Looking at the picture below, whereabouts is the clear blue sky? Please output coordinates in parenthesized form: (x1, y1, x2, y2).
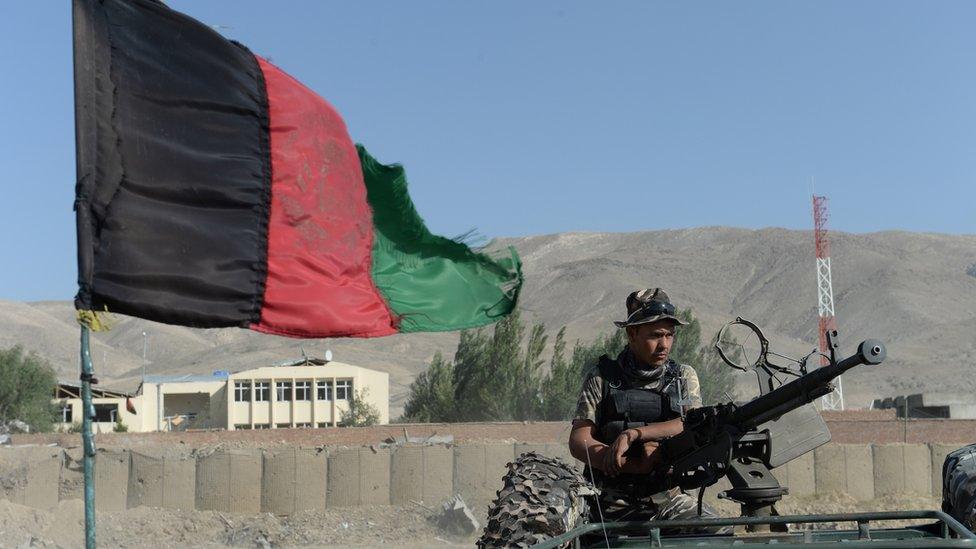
(2, 1, 974, 301)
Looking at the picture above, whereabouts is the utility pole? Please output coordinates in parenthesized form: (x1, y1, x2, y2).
(813, 194, 844, 410)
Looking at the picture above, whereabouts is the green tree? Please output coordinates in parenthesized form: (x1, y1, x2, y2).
(539, 327, 574, 420)
(399, 307, 737, 423)
(0, 346, 58, 432)
(452, 310, 548, 422)
(401, 351, 456, 422)
(567, 329, 625, 379)
(451, 323, 496, 421)
(340, 388, 381, 427)
(696, 331, 739, 405)
(512, 323, 547, 420)
(481, 309, 535, 420)
(540, 328, 627, 421)
(669, 308, 702, 365)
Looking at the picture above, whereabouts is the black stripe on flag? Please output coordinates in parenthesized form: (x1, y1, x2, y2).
(73, 0, 271, 327)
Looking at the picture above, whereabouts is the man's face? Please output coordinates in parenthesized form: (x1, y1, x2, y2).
(626, 320, 677, 368)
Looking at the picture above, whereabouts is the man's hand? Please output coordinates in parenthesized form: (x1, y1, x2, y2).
(628, 440, 663, 474)
(605, 428, 640, 476)
(571, 420, 667, 477)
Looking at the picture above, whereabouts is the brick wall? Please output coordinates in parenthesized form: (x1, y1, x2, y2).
(12, 415, 976, 448)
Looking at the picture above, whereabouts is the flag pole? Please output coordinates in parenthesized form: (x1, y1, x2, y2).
(79, 325, 97, 548)
(72, 0, 98, 545)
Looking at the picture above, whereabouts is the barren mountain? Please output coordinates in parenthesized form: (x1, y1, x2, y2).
(5, 227, 975, 415)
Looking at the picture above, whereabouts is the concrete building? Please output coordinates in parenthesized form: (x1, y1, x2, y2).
(224, 359, 389, 430)
(53, 383, 135, 434)
(54, 357, 389, 432)
(137, 373, 228, 432)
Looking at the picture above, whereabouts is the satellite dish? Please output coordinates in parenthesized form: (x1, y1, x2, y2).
(324, 349, 333, 362)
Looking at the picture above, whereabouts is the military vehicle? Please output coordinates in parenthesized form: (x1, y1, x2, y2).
(478, 319, 976, 547)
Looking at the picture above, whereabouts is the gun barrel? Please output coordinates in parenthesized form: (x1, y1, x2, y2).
(729, 339, 885, 428)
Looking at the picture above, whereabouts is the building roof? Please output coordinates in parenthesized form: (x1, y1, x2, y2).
(126, 356, 376, 395)
(55, 381, 132, 399)
(142, 357, 333, 383)
(272, 356, 329, 367)
(142, 373, 228, 383)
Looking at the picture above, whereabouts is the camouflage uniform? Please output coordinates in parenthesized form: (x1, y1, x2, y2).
(573, 288, 726, 532)
(573, 358, 703, 423)
(573, 349, 720, 527)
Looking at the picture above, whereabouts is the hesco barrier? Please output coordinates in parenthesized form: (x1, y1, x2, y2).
(0, 442, 969, 514)
(263, 447, 328, 514)
(127, 448, 196, 509)
(196, 448, 264, 513)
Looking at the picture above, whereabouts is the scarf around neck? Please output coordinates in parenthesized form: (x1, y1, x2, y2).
(618, 347, 666, 385)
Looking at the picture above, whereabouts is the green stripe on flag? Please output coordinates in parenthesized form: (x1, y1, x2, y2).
(358, 145, 522, 333)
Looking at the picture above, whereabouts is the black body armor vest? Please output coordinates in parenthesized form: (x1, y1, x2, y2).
(594, 354, 681, 445)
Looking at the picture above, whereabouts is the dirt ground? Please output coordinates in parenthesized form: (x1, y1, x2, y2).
(0, 494, 944, 548)
(0, 499, 480, 548)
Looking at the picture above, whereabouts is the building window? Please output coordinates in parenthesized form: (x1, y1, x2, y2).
(275, 423, 291, 429)
(254, 381, 269, 401)
(253, 423, 270, 430)
(60, 403, 73, 423)
(234, 424, 252, 430)
(335, 379, 353, 400)
(234, 381, 251, 402)
(275, 381, 292, 402)
(295, 422, 311, 428)
(93, 404, 117, 423)
(316, 422, 331, 428)
(295, 381, 311, 401)
(316, 380, 332, 401)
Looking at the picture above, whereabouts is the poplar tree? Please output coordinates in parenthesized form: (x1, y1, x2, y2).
(399, 308, 736, 422)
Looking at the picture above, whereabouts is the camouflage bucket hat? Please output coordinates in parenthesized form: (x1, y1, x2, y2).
(613, 288, 687, 328)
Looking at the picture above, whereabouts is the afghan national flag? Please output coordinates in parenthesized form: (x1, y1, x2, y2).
(72, 0, 521, 338)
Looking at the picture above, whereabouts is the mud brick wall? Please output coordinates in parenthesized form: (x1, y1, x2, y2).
(1, 441, 970, 514)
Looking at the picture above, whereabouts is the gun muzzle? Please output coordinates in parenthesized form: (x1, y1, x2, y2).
(843, 339, 886, 367)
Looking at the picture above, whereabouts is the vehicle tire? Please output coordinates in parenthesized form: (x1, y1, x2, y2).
(943, 443, 976, 532)
(478, 451, 595, 548)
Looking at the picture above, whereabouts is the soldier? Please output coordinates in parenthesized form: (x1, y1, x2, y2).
(568, 288, 725, 529)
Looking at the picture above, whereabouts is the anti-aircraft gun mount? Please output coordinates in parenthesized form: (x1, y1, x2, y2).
(478, 318, 976, 548)
(660, 318, 886, 530)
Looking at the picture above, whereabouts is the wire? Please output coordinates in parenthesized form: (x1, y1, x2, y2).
(766, 349, 801, 363)
(584, 444, 611, 549)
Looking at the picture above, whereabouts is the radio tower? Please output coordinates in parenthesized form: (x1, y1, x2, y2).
(813, 195, 844, 410)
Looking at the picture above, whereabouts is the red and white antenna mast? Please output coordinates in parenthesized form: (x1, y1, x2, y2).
(813, 194, 844, 410)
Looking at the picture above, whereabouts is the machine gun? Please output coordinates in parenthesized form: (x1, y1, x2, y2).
(657, 318, 886, 525)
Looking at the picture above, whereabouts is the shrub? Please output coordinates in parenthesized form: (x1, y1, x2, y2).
(340, 388, 381, 427)
(0, 346, 59, 432)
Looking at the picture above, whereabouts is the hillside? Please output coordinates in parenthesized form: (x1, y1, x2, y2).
(4, 227, 975, 415)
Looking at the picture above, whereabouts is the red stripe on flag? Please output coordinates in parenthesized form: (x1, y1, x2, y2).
(252, 58, 396, 337)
